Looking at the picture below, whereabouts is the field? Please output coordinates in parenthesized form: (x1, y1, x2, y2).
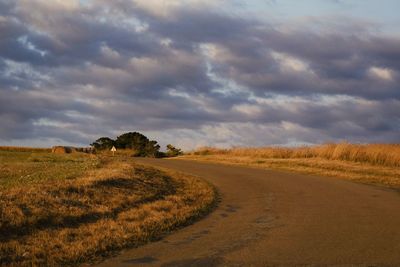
(182, 143, 400, 188)
(0, 149, 99, 188)
(0, 148, 216, 266)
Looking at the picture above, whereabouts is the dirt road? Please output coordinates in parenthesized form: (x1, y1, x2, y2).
(97, 158, 400, 266)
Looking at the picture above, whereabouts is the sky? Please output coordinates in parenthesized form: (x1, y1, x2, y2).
(0, 0, 399, 150)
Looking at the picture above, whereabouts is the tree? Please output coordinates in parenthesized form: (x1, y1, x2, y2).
(145, 140, 161, 158)
(90, 137, 115, 150)
(116, 132, 147, 149)
(115, 132, 161, 157)
(166, 144, 183, 157)
(91, 132, 162, 157)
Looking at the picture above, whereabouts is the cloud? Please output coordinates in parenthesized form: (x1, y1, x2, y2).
(368, 66, 394, 81)
(0, 0, 399, 149)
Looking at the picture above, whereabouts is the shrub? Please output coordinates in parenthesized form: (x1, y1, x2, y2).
(166, 144, 183, 157)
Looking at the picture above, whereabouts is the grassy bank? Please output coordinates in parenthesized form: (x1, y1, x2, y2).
(182, 143, 400, 189)
(0, 150, 216, 266)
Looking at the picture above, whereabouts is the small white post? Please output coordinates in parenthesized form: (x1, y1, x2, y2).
(111, 146, 117, 156)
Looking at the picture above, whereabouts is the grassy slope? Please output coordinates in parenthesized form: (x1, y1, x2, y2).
(0, 150, 216, 266)
(181, 143, 400, 189)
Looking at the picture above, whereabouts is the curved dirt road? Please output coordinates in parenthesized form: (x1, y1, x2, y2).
(97, 158, 400, 266)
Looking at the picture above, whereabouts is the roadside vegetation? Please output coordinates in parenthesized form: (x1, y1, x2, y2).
(91, 132, 183, 158)
(183, 143, 400, 188)
(0, 148, 216, 266)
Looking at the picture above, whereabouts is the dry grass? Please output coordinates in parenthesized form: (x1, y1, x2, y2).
(0, 146, 51, 153)
(0, 151, 216, 266)
(190, 143, 400, 167)
(0, 150, 99, 188)
(184, 143, 400, 188)
(96, 148, 138, 157)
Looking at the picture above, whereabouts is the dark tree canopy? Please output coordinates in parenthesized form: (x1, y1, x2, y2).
(91, 132, 159, 157)
(90, 137, 115, 150)
(166, 144, 183, 157)
(116, 132, 147, 149)
(115, 132, 159, 157)
(91, 132, 182, 158)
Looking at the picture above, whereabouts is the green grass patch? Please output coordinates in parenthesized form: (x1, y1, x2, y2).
(0, 151, 100, 188)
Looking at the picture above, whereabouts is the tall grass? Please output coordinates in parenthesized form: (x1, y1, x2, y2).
(191, 143, 400, 167)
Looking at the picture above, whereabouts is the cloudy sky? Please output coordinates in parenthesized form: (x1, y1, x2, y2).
(1, 0, 399, 150)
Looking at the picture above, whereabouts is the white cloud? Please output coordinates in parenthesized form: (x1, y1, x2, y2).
(19, 0, 81, 10)
(271, 51, 311, 73)
(100, 44, 120, 60)
(368, 66, 393, 81)
(232, 104, 262, 116)
(33, 118, 72, 128)
(132, 0, 220, 18)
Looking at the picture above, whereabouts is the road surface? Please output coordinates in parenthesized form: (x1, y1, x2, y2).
(97, 158, 400, 266)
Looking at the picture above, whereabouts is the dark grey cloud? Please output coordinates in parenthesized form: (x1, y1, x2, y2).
(0, 0, 399, 148)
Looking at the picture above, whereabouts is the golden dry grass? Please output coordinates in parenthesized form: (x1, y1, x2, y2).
(0, 151, 216, 266)
(184, 143, 400, 189)
(0, 146, 51, 153)
(190, 143, 400, 167)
